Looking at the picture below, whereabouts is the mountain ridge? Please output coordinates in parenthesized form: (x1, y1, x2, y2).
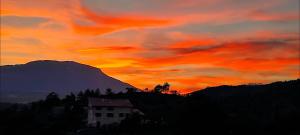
(0, 60, 135, 103)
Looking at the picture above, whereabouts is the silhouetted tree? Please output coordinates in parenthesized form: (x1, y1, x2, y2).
(153, 83, 170, 93)
(126, 87, 137, 94)
(106, 88, 113, 95)
(84, 89, 92, 97)
(162, 82, 170, 93)
(76, 91, 88, 105)
(45, 92, 60, 107)
(95, 88, 101, 96)
(153, 84, 163, 93)
(63, 92, 76, 110)
(144, 88, 149, 92)
(77, 91, 84, 100)
(65, 92, 76, 102)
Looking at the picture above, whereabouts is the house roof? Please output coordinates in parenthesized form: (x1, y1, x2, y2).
(88, 98, 134, 107)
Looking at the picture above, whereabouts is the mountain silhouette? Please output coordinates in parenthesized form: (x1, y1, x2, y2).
(0, 60, 135, 103)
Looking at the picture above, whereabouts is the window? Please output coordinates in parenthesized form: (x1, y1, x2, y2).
(107, 113, 114, 117)
(95, 113, 102, 117)
(119, 113, 124, 117)
(95, 107, 102, 110)
(107, 107, 114, 110)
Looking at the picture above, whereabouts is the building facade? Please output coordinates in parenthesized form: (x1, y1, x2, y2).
(87, 98, 139, 127)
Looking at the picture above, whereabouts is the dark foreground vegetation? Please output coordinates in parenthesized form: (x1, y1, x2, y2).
(0, 79, 299, 135)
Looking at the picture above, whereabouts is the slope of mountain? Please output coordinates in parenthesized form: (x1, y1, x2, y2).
(190, 79, 300, 100)
(180, 79, 300, 134)
(0, 60, 135, 103)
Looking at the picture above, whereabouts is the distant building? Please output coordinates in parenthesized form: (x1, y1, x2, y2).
(87, 98, 142, 127)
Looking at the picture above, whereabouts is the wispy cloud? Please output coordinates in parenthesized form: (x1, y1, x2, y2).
(1, 16, 49, 28)
(1, 0, 299, 92)
(72, 6, 173, 35)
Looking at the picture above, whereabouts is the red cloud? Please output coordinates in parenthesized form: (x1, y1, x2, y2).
(72, 7, 173, 35)
(75, 46, 140, 54)
(249, 10, 299, 22)
(136, 36, 299, 73)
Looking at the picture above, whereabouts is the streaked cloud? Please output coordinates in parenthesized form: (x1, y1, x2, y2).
(72, 6, 173, 35)
(1, 0, 299, 93)
(1, 16, 49, 28)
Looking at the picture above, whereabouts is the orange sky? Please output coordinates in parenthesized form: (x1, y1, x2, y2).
(1, 0, 299, 93)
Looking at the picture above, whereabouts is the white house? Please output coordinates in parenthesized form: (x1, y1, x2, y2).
(87, 98, 142, 127)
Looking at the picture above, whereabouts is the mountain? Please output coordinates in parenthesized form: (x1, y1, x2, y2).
(190, 79, 300, 100)
(188, 79, 300, 112)
(0, 60, 135, 103)
(180, 79, 300, 134)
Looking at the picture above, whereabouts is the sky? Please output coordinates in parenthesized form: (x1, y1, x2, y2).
(1, 0, 299, 93)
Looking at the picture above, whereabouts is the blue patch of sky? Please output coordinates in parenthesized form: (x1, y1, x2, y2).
(1, 16, 49, 28)
(169, 20, 299, 35)
(3, 37, 44, 46)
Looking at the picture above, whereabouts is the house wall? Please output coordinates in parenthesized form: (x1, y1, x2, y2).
(88, 106, 133, 127)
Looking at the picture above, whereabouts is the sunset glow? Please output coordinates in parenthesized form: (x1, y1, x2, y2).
(1, 0, 299, 93)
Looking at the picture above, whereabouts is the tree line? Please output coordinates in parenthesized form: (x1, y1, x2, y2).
(0, 79, 299, 135)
